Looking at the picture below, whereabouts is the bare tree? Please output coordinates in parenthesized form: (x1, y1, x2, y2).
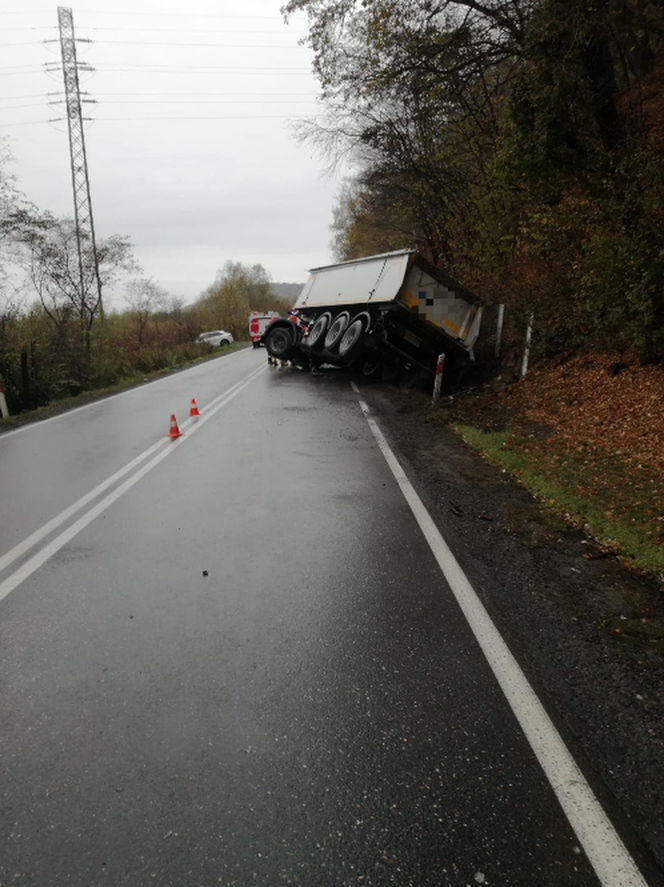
(165, 296, 197, 344)
(124, 277, 168, 344)
(0, 141, 48, 308)
(27, 218, 139, 350)
(282, 0, 529, 262)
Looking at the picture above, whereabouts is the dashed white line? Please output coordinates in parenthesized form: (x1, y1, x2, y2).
(350, 380, 648, 887)
(0, 364, 266, 604)
(0, 361, 262, 576)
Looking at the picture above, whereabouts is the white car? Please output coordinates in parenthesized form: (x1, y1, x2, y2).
(197, 330, 234, 348)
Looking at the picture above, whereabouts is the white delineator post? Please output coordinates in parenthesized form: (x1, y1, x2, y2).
(0, 377, 9, 419)
(431, 353, 446, 406)
(495, 304, 505, 358)
(521, 312, 534, 377)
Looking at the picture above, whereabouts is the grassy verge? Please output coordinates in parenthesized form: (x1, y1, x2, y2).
(453, 423, 664, 576)
(0, 342, 247, 433)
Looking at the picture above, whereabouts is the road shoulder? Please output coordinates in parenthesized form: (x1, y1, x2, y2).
(360, 380, 664, 881)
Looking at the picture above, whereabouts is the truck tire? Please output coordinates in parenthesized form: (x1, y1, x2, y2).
(338, 318, 365, 360)
(305, 313, 331, 349)
(265, 324, 295, 360)
(324, 312, 350, 351)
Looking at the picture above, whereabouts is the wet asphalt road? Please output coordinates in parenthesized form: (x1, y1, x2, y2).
(0, 348, 619, 885)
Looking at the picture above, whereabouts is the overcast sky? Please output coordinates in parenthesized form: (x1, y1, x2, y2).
(1, 0, 344, 307)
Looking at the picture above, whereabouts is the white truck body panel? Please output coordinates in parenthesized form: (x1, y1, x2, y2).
(295, 251, 412, 309)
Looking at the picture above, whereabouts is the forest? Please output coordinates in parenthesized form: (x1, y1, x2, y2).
(285, 0, 664, 363)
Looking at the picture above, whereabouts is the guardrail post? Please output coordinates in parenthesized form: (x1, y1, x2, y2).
(431, 353, 445, 406)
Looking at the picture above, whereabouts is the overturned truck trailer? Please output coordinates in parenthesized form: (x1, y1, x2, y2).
(262, 249, 483, 382)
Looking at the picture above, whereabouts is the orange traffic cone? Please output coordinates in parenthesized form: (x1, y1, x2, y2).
(167, 414, 182, 438)
(189, 398, 200, 417)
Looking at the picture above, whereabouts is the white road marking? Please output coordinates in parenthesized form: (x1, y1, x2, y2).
(0, 361, 263, 575)
(0, 346, 253, 441)
(350, 380, 648, 887)
(0, 364, 266, 604)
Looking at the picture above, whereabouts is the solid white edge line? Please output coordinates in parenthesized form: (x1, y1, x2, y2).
(351, 381, 647, 887)
(0, 345, 253, 441)
(0, 364, 266, 604)
(0, 360, 263, 576)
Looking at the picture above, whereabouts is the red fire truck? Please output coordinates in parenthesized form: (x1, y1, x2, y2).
(248, 312, 280, 348)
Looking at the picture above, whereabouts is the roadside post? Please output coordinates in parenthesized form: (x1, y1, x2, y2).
(431, 353, 445, 406)
(521, 312, 534, 377)
(495, 304, 505, 358)
(0, 377, 9, 419)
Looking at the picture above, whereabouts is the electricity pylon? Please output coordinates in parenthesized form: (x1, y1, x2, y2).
(57, 6, 104, 322)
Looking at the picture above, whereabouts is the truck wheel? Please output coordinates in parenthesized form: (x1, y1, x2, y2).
(324, 312, 350, 351)
(265, 325, 294, 360)
(338, 318, 365, 360)
(305, 313, 331, 349)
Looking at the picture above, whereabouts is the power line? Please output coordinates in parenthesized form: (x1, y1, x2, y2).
(54, 65, 312, 76)
(74, 11, 285, 19)
(128, 100, 317, 106)
(0, 111, 320, 126)
(43, 62, 309, 71)
(0, 92, 62, 100)
(0, 115, 316, 126)
(89, 70, 312, 76)
(0, 63, 52, 70)
(2, 97, 319, 112)
(81, 27, 305, 35)
(89, 91, 315, 96)
(75, 40, 307, 49)
(49, 98, 316, 105)
(0, 120, 50, 127)
(0, 102, 50, 110)
(0, 69, 50, 76)
(84, 115, 317, 121)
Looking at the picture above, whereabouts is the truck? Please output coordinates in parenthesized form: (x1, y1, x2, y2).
(249, 311, 280, 348)
(261, 249, 483, 382)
